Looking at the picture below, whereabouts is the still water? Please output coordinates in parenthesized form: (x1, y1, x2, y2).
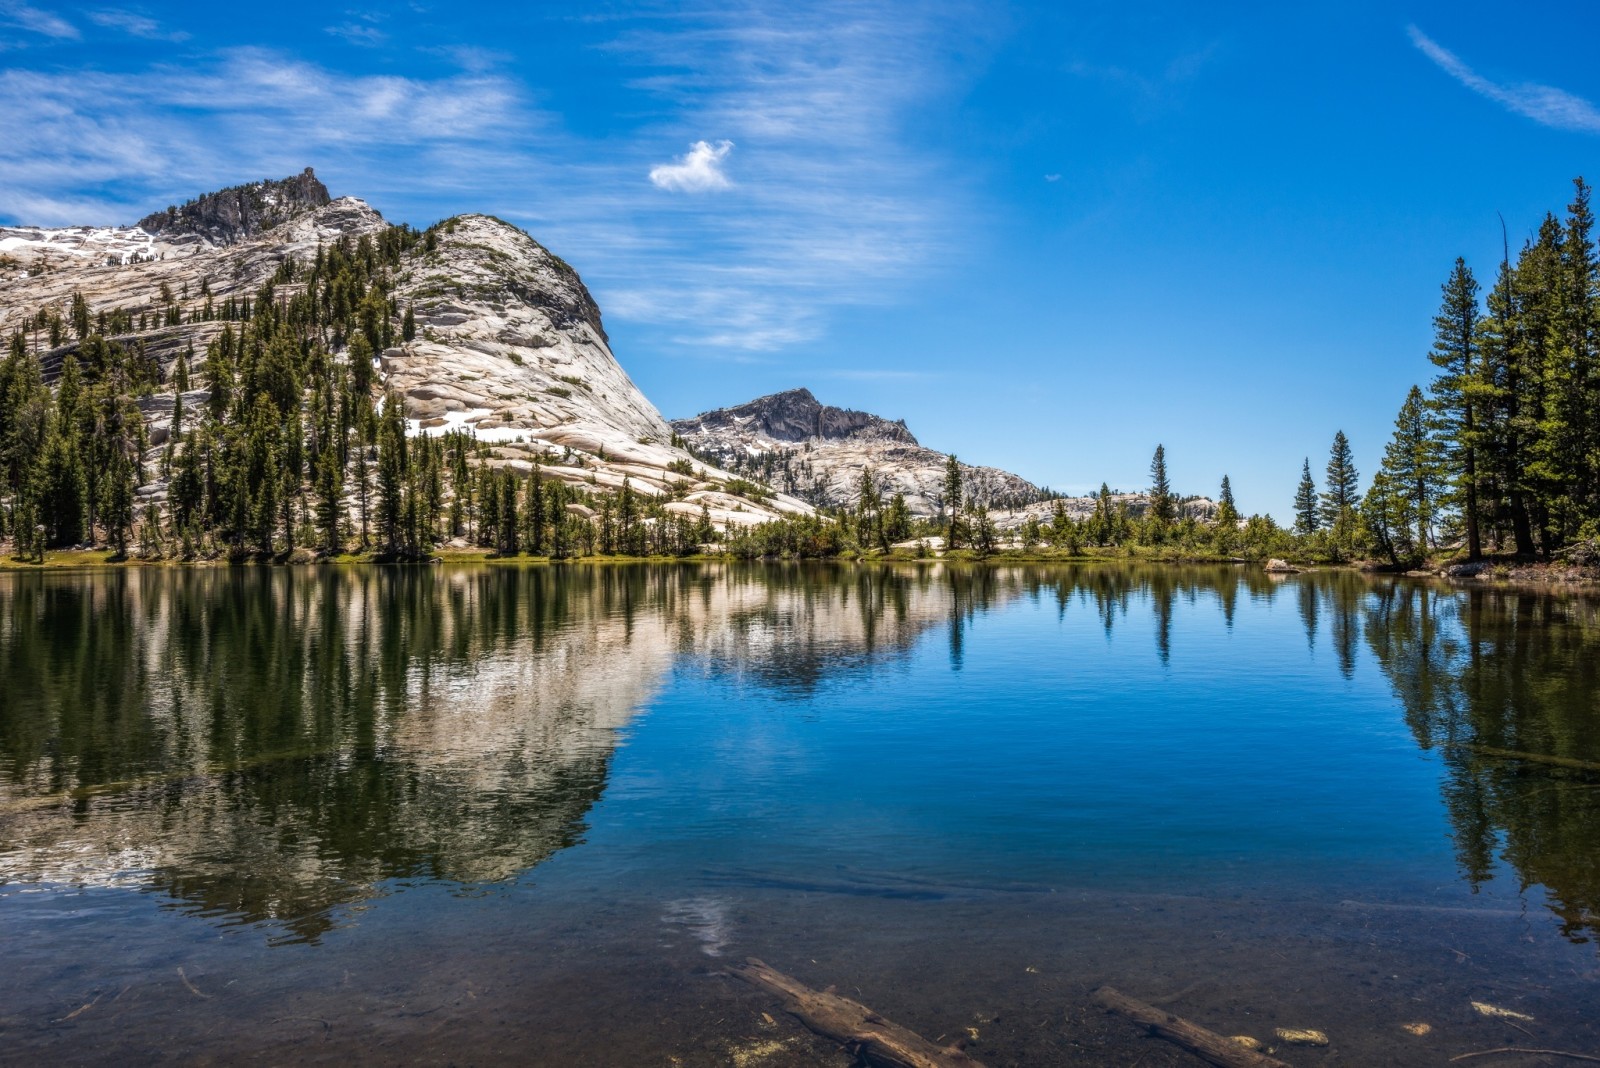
(1, 563, 1597, 1065)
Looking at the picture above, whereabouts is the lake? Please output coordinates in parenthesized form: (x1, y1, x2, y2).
(1, 562, 1597, 1065)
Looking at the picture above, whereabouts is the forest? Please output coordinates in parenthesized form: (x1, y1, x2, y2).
(2, 179, 1599, 568)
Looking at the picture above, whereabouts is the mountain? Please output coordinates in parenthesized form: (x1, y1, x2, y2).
(137, 167, 333, 246)
(671, 387, 1046, 516)
(0, 171, 811, 542)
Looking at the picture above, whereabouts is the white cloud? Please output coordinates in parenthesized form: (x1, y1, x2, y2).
(0, 49, 532, 225)
(1409, 25, 1600, 134)
(88, 9, 188, 41)
(0, 1, 77, 39)
(571, 3, 977, 350)
(0, 3, 982, 356)
(648, 139, 734, 192)
(1044, 173, 1061, 182)
(327, 22, 387, 46)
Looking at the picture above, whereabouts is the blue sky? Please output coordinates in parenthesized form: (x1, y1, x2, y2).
(2, 1, 1597, 517)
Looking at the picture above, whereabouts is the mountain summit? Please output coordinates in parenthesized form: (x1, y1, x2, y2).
(678, 387, 918, 446)
(672, 388, 1044, 516)
(0, 171, 814, 543)
(136, 167, 332, 246)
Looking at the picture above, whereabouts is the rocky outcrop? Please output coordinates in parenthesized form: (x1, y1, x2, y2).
(384, 214, 810, 525)
(136, 167, 331, 245)
(678, 387, 916, 446)
(0, 172, 813, 531)
(672, 388, 1044, 516)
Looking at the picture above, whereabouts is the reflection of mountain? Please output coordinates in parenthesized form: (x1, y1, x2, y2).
(0, 565, 1010, 940)
(7, 565, 1599, 947)
(1364, 582, 1600, 944)
(0, 568, 664, 942)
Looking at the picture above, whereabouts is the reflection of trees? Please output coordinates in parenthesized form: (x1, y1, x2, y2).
(0, 564, 1020, 941)
(1, 567, 660, 943)
(1367, 583, 1600, 943)
(8, 564, 1597, 945)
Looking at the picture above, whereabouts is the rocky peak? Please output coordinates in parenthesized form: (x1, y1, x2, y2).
(136, 167, 332, 246)
(677, 387, 918, 445)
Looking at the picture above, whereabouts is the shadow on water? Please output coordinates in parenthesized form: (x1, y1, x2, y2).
(4, 563, 1600, 946)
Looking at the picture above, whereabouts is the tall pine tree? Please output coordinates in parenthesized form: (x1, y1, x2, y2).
(1427, 257, 1484, 559)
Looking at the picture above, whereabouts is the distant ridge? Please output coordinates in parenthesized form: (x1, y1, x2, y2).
(675, 387, 917, 446)
(672, 387, 1044, 516)
(137, 167, 331, 245)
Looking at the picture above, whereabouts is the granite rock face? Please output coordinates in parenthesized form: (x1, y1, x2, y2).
(672, 388, 1045, 516)
(0, 173, 812, 530)
(136, 167, 332, 246)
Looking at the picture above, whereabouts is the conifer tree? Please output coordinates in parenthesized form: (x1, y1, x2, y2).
(883, 492, 911, 544)
(1148, 445, 1175, 526)
(1294, 459, 1319, 535)
(101, 445, 136, 557)
(1381, 386, 1445, 552)
(943, 454, 962, 547)
(523, 466, 546, 554)
(1320, 430, 1359, 539)
(1427, 257, 1484, 558)
(315, 435, 343, 552)
(37, 429, 87, 547)
(1215, 475, 1239, 529)
(499, 469, 519, 555)
(375, 394, 407, 554)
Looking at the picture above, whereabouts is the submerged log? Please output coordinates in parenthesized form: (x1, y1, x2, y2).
(1092, 986, 1291, 1068)
(1454, 743, 1600, 774)
(728, 957, 984, 1068)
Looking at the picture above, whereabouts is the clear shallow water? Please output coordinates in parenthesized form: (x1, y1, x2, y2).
(1, 563, 1598, 1065)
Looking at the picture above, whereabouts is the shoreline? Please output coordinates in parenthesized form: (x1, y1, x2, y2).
(4, 545, 1597, 592)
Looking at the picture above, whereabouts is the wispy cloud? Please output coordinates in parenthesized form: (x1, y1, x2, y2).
(326, 22, 387, 46)
(88, 9, 189, 42)
(0, 2, 981, 357)
(649, 139, 734, 192)
(421, 44, 511, 73)
(0, 1, 77, 39)
(1408, 25, 1600, 134)
(0, 49, 531, 224)
(567, 2, 975, 351)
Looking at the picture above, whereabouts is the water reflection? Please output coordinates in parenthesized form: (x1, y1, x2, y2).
(1364, 582, 1600, 942)
(2, 564, 1599, 945)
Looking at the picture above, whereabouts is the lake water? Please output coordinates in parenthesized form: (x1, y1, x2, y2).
(1, 563, 1597, 1065)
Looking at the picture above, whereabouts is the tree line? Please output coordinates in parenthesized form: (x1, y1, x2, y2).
(0, 221, 717, 562)
(1367, 178, 1600, 566)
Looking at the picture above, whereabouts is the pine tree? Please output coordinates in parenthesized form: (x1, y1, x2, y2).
(1215, 475, 1239, 529)
(499, 469, 519, 555)
(883, 492, 911, 544)
(1148, 445, 1175, 525)
(1427, 257, 1484, 558)
(1319, 430, 1360, 543)
(376, 393, 407, 554)
(856, 469, 881, 549)
(101, 444, 137, 557)
(315, 435, 344, 552)
(37, 429, 87, 547)
(1515, 215, 1566, 553)
(943, 454, 963, 547)
(402, 304, 416, 342)
(0, 334, 48, 502)
(523, 466, 546, 554)
(1294, 459, 1319, 535)
(1382, 385, 1445, 553)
